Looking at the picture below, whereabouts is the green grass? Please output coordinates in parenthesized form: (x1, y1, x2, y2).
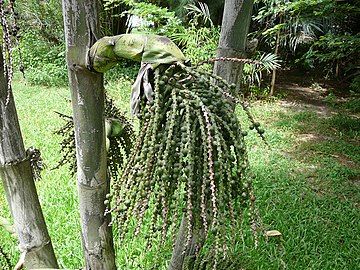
(1, 77, 359, 269)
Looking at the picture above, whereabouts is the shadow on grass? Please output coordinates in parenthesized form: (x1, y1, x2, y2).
(233, 102, 360, 269)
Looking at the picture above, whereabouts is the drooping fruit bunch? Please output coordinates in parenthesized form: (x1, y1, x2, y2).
(54, 96, 134, 182)
(0, 0, 24, 92)
(105, 97, 134, 181)
(109, 63, 262, 269)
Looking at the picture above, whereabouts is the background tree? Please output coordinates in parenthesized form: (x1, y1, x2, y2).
(214, 0, 255, 94)
(62, 0, 116, 268)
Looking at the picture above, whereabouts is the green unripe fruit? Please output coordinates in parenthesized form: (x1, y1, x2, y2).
(254, 122, 260, 127)
(258, 128, 265, 134)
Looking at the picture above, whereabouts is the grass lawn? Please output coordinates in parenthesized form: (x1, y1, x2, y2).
(1, 75, 359, 269)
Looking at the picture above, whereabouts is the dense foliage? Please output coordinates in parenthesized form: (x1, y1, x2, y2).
(12, 0, 67, 86)
(104, 0, 219, 63)
(9, 0, 359, 92)
(252, 0, 360, 87)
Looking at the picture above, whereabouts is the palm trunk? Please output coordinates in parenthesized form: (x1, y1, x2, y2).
(213, 0, 254, 94)
(62, 1, 116, 269)
(270, 18, 281, 97)
(0, 50, 58, 269)
(168, 218, 203, 270)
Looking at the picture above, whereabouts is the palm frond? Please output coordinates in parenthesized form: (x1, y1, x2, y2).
(258, 53, 281, 71)
(185, 1, 213, 26)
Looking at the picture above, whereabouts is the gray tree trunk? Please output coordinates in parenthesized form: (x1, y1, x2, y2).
(168, 218, 202, 270)
(269, 34, 279, 96)
(213, 0, 254, 94)
(0, 50, 58, 268)
(270, 18, 281, 97)
(62, 1, 116, 269)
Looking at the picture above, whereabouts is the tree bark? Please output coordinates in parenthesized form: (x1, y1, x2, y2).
(62, 1, 116, 269)
(168, 218, 202, 270)
(270, 17, 281, 97)
(0, 50, 58, 268)
(213, 0, 254, 94)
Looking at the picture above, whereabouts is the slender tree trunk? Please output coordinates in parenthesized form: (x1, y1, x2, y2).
(168, 220, 188, 270)
(0, 50, 58, 268)
(213, 0, 254, 94)
(270, 18, 281, 97)
(62, 1, 116, 269)
(168, 219, 203, 270)
(269, 35, 280, 96)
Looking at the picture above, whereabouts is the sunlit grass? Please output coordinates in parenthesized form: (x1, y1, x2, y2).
(1, 76, 359, 269)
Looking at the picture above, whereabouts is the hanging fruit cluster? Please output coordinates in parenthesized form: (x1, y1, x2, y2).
(108, 62, 262, 269)
(54, 96, 134, 182)
(0, 0, 24, 93)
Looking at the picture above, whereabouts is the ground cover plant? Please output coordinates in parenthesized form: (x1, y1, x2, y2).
(1, 73, 359, 269)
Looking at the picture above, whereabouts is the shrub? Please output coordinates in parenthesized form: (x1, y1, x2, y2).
(25, 63, 68, 87)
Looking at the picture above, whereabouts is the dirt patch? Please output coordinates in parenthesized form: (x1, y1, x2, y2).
(330, 153, 358, 169)
(277, 83, 335, 116)
(273, 74, 359, 206)
(297, 133, 330, 142)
